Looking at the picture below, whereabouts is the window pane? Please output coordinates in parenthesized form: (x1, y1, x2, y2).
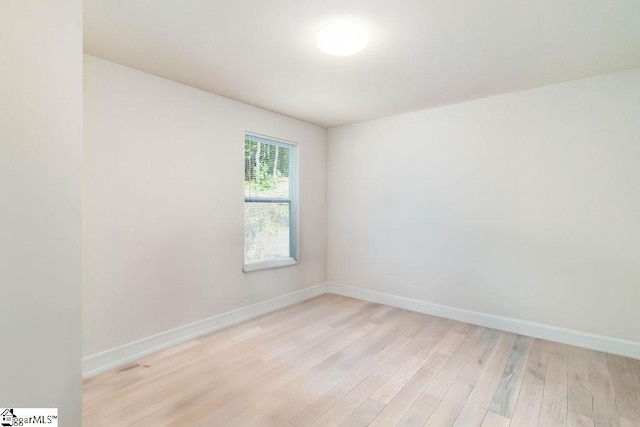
(244, 140, 290, 199)
(244, 202, 290, 263)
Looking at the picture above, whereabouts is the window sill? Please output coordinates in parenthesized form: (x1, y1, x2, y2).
(243, 257, 297, 273)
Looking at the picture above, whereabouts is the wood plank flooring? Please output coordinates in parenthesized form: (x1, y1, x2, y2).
(83, 294, 640, 426)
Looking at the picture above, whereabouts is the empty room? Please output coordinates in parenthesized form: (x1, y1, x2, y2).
(2, 1, 640, 426)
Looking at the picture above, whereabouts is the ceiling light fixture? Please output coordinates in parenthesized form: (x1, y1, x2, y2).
(316, 21, 369, 56)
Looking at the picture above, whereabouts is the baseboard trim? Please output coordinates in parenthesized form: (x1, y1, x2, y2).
(326, 282, 640, 360)
(82, 283, 327, 378)
(84, 281, 639, 377)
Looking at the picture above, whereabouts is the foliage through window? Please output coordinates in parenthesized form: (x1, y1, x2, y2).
(244, 133, 297, 268)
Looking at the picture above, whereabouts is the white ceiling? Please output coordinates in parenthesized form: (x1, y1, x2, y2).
(84, 1, 640, 128)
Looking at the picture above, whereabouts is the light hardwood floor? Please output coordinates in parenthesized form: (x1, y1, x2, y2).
(83, 294, 640, 426)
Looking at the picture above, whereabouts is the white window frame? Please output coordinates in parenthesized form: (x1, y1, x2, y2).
(243, 132, 298, 272)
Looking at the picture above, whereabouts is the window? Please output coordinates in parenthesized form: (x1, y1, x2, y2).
(243, 133, 297, 271)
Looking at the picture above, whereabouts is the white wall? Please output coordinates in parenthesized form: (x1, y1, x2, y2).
(83, 55, 326, 356)
(0, 1, 82, 424)
(328, 69, 640, 343)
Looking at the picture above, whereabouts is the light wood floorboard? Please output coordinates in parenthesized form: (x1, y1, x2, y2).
(83, 294, 640, 426)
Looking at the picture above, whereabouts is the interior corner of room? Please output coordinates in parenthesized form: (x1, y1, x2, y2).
(3, 1, 640, 425)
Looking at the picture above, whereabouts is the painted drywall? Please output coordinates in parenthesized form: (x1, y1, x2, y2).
(0, 1, 82, 424)
(327, 69, 640, 343)
(83, 55, 326, 356)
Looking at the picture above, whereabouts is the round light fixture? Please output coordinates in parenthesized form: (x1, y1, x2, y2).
(316, 21, 369, 56)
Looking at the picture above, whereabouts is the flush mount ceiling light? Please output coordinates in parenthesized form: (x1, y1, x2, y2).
(316, 21, 369, 56)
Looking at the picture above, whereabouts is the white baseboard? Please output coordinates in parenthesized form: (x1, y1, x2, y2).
(326, 282, 640, 360)
(84, 281, 639, 378)
(82, 283, 327, 378)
